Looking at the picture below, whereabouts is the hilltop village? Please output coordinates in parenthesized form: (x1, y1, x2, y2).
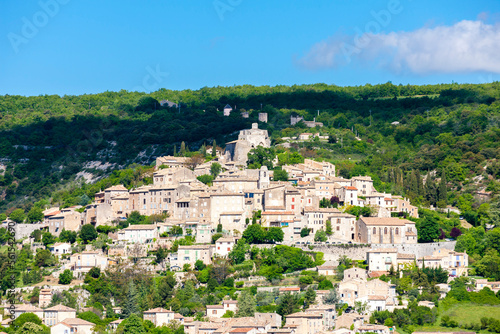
(1, 121, 496, 334)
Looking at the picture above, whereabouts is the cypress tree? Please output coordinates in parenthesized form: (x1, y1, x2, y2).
(180, 141, 186, 155)
(212, 140, 217, 157)
(123, 280, 139, 317)
(438, 170, 448, 205)
(415, 170, 424, 197)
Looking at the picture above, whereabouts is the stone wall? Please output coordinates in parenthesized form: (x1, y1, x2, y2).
(14, 223, 46, 239)
(253, 241, 457, 264)
(371, 241, 457, 258)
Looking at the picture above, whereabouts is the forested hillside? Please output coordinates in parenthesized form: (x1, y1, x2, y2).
(1, 82, 500, 223)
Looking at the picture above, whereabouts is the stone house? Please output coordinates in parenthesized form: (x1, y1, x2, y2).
(327, 211, 357, 242)
(12, 304, 44, 320)
(284, 311, 324, 334)
(143, 307, 175, 326)
(69, 250, 108, 275)
(169, 244, 213, 270)
(48, 207, 82, 237)
(356, 217, 417, 244)
(49, 243, 71, 257)
(50, 318, 94, 334)
(117, 224, 159, 244)
(39, 289, 52, 308)
(215, 237, 235, 257)
(338, 186, 359, 206)
(206, 304, 225, 318)
(44, 304, 76, 326)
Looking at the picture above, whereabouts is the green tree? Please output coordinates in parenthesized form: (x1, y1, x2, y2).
(88, 266, 101, 279)
(35, 249, 55, 267)
(322, 289, 340, 305)
(314, 230, 327, 242)
(12, 312, 43, 331)
(438, 169, 447, 206)
(273, 168, 288, 181)
(318, 279, 333, 290)
(236, 290, 256, 317)
(210, 162, 222, 178)
(197, 174, 214, 186)
(304, 286, 317, 309)
(243, 224, 266, 244)
(277, 293, 299, 317)
(156, 246, 167, 263)
(59, 269, 73, 284)
(300, 228, 310, 238)
(417, 216, 440, 243)
(27, 206, 44, 223)
(42, 232, 55, 246)
(229, 238, 249, 264)
(211, 140, 217, 158)
(325, 220, 333, 235)
(266, 227, 284, 243)
(118, 313, 146, 334)
(16, 322, 47, 334)
(9, 208, 26, 223)
(59, 229, 77, 244)
(195, 260, 206, 271)
(80, 224, 98, 243)
(123, 280, 139, 317)
(247, 146, 275, 169)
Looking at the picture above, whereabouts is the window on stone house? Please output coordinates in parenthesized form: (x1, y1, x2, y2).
(384, 227, 388, 234)
(373, 227, 376, 234)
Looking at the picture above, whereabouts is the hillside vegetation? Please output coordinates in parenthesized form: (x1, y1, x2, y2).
(1, 82, 499, 224)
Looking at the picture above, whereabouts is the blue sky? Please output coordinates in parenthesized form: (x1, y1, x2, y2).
(1, 0, 499, 96)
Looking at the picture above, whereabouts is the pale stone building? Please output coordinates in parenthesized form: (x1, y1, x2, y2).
(48, 207, 82, 237)
(356, 217, 417, 244)
(117, 224, 159, 244)
(285, 311, 324, 334)
(169, 244, 213, 270)
(51, 318, 94, 334)
(215, 237, 236, 257)
(143, 307, 175, 326)
(44, 304, 76, 326)
(224, 123, 271, 165)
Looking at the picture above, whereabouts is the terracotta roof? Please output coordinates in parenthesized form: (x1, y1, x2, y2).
(223, 300, 238, 304)
(144, 307, 173, 313)
(178, 245, 212, 250)
(207, 305, 224, 309)
(230, 328, 255, 333)
(367, 295, 386, 300)
(368, 271, 388, 278)
(397, 253, 415, 259)
(45, 304, 76, 312)
(123, 224, 157, 230)
(343, 186, 357, 190)
(286, 311, 322, 318)
(360, 217, 414, 226)
(105, 185, 128, 192)
(367, 248, 397, 253)
(358, 325, 389, 330)
(279, 287, 300, 291)
(216, 237, 235, 243)
(60, 318, 94, 326)
(262, 211, 294, 215)
(14, 304, 43, 312)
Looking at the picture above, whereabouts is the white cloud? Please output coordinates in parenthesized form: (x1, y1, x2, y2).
(297, 20, 500, 74)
